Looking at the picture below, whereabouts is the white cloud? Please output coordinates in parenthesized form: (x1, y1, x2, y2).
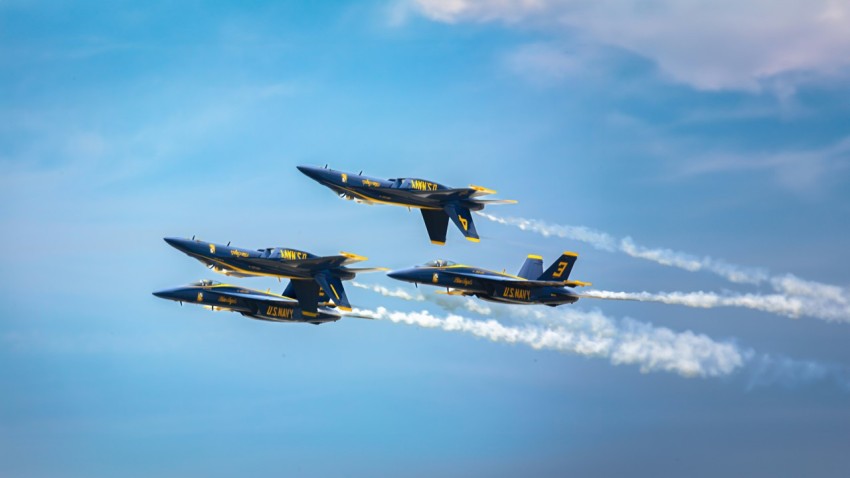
(503, 42, 580, 85)
(413, 0, 850, 91)
(676, 136, 850, 194)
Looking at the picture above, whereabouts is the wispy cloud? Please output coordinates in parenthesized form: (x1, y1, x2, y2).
(503, 42, 580, 85)
(673, 136, 850, 195)
(413, 0, 850, 92)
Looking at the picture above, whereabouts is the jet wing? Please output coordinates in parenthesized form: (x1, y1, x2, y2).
(499, 279, 592, 288)
(291, 280, 320, 317)
(420, 209, 450, 245)
(404, 188, 474, 200)
(406, 185, 500, 200)
(435, 289, 473, 296)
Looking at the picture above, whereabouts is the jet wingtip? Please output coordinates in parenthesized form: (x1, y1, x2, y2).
(468, 184, 497, 195)
(465, 237, 481, 243)
(339, 251, 368, 262)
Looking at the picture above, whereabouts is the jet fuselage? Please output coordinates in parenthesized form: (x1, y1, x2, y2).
(388, 263, 580, 306)
(164, 237, 356, 280)
(152, 281, 340, 324)
(297, 165, 485, 211)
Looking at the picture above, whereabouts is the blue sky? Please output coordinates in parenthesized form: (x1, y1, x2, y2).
(2, 1, 850, 476)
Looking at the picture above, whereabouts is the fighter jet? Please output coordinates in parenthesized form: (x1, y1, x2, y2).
(387, 252, 591, 306)
(297, 165, 516, 244)
(152, 280, 342, 324)
(163, 237, 385, 317)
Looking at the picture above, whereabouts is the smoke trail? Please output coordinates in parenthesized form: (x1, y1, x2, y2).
(349, 306, 849, 388)
(351, 281, 425, 302)
(581, 290, 805, 318)
(477, 212, 850, 323)
(353, 281, 496, 315)
(746, 354, 850, 391)
(476, 212, 767, 283)
(353, 306, 745, 378)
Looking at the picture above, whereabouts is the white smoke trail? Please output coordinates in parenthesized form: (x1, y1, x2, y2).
(353, 281, 497, 315)
(351, 281, 425, 302)
(477, 212, 850, 323)
(581, 290, 805, 318)
(353, 306, 745, 378)
(349, 306, 849, 388)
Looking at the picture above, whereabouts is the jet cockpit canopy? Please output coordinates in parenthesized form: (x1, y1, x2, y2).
(422, 259, 456, 268)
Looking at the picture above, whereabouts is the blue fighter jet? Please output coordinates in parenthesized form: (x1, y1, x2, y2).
(297, 165, 516, 244)
(153, 280, 343, 324)
(387, 252, 591, 306)
(163, 237, 385, 317)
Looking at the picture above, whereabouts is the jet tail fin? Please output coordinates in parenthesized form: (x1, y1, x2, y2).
(444, 203, 479, 242)
(517, 254, 544, 279)
(314, 272, 351, 311)
(538, 252, 578, 281)
(420, 209, 450, 245)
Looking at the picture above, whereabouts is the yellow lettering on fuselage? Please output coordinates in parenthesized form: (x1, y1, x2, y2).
(218, 296, 237, 305)
(502, 287, 531, 301)
(362, 179, 380, 188)
(453, 277, 473, 287)
(280, 249, 307, 260)
(265, 306, 294, 319)
(411, 180, 438, 191)
(230, 249, 249, 258)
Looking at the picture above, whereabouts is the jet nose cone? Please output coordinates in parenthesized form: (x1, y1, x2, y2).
(163, 237, 192, 252)
(297, 165, 325, 181)
(152, 289, 172, 300)
(387, 269, 413, 282)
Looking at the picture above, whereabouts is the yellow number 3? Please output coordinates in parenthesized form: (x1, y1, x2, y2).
(552, 262, 568, 278)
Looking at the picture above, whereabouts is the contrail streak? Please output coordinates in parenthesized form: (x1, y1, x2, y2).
(353, 281, 494, 315)
(477, 212, 850, 323)
(349, 306, 849, 389)
(353, 306, 745, 378)
(351, 281, 425, 302)
(581, 290, 804, 318)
